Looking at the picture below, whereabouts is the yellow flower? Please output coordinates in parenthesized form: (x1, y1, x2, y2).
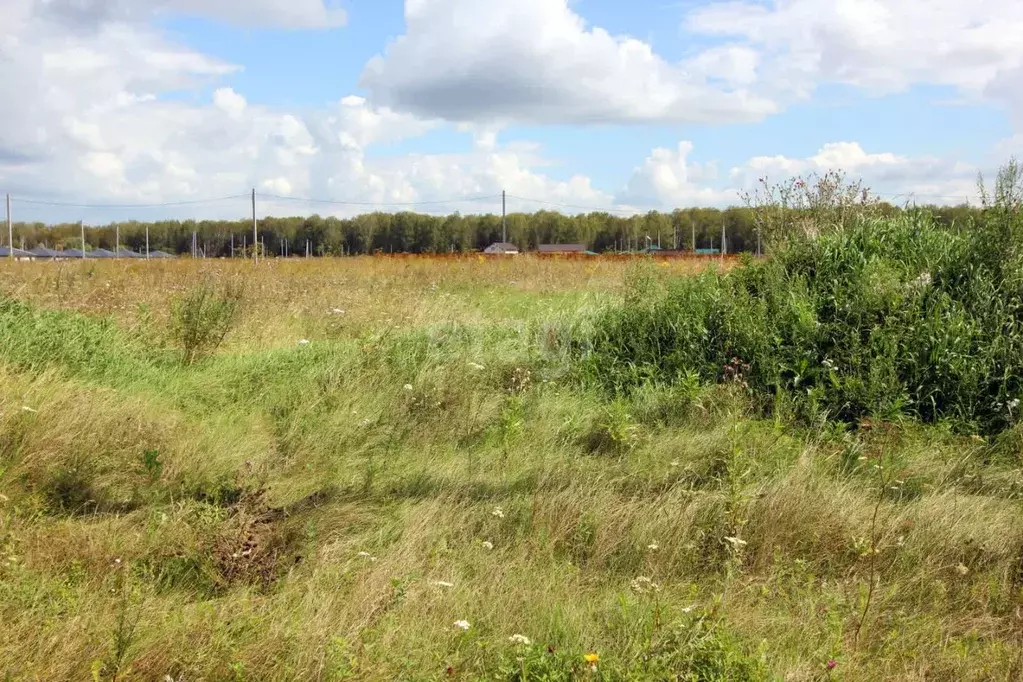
(583, 653, 599, 664)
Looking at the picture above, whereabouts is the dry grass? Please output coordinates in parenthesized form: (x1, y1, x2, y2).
(0, 256, 1021, 681)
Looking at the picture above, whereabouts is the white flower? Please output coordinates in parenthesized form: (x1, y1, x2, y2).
(647, 542, 659, 551)
(956, 563, 970, 576)
(491, 507, 505, 519)
(360, 418, 372, 427)
(454, 619, 471, 631)
(404, 384, 414, 392)
(509, 634, 531, 645)
(630, 576, 660, 594)
(468, 362, 485, 371)
(724, 536, 747, 548)
(482, 541, 494, 550)
(670, 460, 680, 468)
(330, 308, 345, 315)
(356, 551, 376, 561)
(1009, 399, 1020, 410)
(433, 580, 454, 588)
(822, 358, 836, 370)
(21, 406, 37, 413)
(298, 339, 310, 345)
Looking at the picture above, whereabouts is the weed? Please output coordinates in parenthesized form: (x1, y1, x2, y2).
(169, 279, 243, 364)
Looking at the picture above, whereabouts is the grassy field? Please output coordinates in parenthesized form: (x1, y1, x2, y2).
(0, 254, 1021, 681)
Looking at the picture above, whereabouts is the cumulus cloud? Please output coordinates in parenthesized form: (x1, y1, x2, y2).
(729, 142, 982, 205)
(360, 0, 778, 125)
(686, 0, 1023, 101)
(618, 142, 735, 208)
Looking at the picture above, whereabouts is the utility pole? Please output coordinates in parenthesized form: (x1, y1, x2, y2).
(146, 226, 150, 260)
(242, 235, 246, 257)
(691, 220, 696, 253)
(721, 222, 726, 262)
(502, 190, 507, 244)
(252, 188, 258, 264)
(80, 220, 85, 259)
(115, 224, 120, 259)
(231, 233, 235, 258)
(6, 194, 11, 260)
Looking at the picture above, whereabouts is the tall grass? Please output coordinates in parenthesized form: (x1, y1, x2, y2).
(1, 211, 1022, 680)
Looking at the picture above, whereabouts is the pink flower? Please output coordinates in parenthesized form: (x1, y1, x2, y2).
(827, 659, 837, 670)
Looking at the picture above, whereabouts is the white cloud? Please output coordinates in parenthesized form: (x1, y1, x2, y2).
(729, 142, 982, 205)
(360, 0, 778, 125)
(213, 87, 247, 117)
(619, 142, 734, 208)
(35, 0, 346, 30)
(685, 0, 1023, 102)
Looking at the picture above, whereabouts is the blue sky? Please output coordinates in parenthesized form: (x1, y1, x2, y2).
(2, 0, 1022, 224)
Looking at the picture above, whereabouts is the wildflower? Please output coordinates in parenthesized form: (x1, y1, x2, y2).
(956, 563, 969, 576)
(330, 308, 345, 315)
(508, 634, 531, 645)
(724, 536, 747, 548)
(357, 551, 377, 561)
(404, 384, 414, 392)
(1010, 399, 1020, 411)
(433, 580, 454, 588)
(360, 418, 372, 427)
(630, 576, 660, 594)
(21, 406, 37, 413)
(670, 460, 680, 467)
(492, 507, 505, 519)
(298, 339, 310, 345)
(482, 541, 494, 550)
(453, 619, 471, 631)
(468, 362, 485, 371)
(827, 659, 837, 670)
(584, 652, 599, 671)
(647, 542, 659, 551)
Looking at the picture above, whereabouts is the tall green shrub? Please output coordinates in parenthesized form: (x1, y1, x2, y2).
(581, 162, 1023, 434)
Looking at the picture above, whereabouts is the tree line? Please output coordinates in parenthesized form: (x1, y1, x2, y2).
(8, 204, 982, 257)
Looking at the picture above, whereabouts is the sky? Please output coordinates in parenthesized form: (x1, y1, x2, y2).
(2, 0, 1022, 224)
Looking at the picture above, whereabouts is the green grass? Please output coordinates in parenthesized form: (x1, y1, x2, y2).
(0, 247, 1022, 681)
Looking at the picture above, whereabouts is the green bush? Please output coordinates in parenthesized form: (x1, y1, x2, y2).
(170, 280, 244, 365)
(581, 164, 1023, 434)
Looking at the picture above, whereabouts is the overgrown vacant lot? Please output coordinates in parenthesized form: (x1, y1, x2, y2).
(0, 245, 1021, 681)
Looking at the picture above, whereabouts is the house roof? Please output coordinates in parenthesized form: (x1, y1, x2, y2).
(0, 247, 32, 258)
(149, 250, 174, 258)
(484, 242, 520, 252)
(88, 248, 116, 258)
(28, 246, 62, 258)
(538, 243, 587, 253)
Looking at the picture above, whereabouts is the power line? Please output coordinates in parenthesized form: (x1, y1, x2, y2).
(257, 192, 502, 207)
(16, 194, 250, 209)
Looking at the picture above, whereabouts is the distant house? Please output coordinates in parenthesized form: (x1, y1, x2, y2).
(0, 247, 34, 260)
(694, 248, 721, 256)
(28, 246, 62, 259)
(149, 250, 175, 259)
(538, 244, 588, 255)
(88, 248, 116, 259)
(484, 242, 520, 255)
